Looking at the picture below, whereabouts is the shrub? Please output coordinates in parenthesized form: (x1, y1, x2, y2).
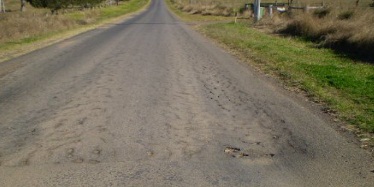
(279, 15, 321, 39)
(182, 5, 193, 12)
(338, 10, 354, 20)
(313, 8, 331, 18)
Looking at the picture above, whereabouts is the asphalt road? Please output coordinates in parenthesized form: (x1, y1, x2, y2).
(0, 0, 373, 186)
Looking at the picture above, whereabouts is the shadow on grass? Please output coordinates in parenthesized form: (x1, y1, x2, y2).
(324, 42, 374, 64)
(277, 30, 374, 64)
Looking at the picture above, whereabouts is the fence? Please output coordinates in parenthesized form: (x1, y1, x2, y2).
(288, 3, 324, 12)
(178, 0, 373, 9)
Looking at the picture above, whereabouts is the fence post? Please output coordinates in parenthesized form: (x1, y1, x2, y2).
(269, 5, 273, 18)
(0, 0, 5, 13)
(304, 4, 310, 13)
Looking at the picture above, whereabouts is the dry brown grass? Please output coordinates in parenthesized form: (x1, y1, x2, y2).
(0, 1, 102, 45)
(0, 11, 83, 44)
(172, 1, 235, 17)
(0, 0, 144, 46)
(277, 7, 374, 61)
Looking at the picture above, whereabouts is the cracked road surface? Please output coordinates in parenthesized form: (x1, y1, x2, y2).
(0, 0, 373, 186)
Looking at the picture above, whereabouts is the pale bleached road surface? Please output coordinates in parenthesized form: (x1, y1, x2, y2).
(0, 0, 373, 186)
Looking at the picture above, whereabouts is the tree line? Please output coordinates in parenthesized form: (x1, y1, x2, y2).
(22, 0, 122, 13)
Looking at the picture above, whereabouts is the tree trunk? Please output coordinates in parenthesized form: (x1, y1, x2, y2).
(20, 0, 26, 12)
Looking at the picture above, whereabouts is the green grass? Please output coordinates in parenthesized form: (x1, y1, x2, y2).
(99, 0, 148, 20)
(200, 22, 374, 132)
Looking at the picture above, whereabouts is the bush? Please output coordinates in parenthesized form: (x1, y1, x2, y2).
(279, 15, 321, 39)
(182, 5, 193, 12)
(338, 10, 354, 20)
(313, 8, 331, 18)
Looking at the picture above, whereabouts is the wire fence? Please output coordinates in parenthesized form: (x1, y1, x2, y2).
(176, 0, 373, 9)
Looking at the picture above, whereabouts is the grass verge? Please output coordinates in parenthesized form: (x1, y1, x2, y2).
(0, 0, 149, 62)
(200, 22, 374, 133)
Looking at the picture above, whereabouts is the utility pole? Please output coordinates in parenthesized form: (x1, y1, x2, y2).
(254, 0, 261, 22)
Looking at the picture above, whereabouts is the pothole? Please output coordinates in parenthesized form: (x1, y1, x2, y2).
(224, 147, 240, 154)
(224, 146, 275, 159)
(224, 146, 249, 158)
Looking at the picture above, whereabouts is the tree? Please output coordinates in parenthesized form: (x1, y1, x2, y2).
(26, 0, 67, 13)
(26, 0, 105, 13)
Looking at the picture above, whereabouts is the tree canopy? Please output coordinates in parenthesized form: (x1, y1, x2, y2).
(26, 0, 106, 13)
